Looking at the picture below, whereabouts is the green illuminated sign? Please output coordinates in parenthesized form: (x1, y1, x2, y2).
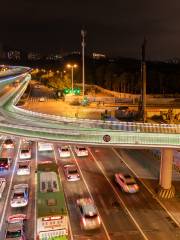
(63, 88, 81, 95)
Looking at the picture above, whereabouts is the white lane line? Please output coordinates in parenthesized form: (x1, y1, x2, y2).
(53, 144, 74, 240)
(0, 139, 21, 233)
(70, 146, 111, 240)
(112, 147, 180, 228)
(34, 141, 38, 240)
(88, 148, 149, 240)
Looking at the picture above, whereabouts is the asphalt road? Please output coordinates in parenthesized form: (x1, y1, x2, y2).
(0, 139, 179, 240)
(0, 138, 35, 240)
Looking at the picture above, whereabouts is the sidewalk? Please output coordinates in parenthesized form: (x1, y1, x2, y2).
(116, 149, 180, 227)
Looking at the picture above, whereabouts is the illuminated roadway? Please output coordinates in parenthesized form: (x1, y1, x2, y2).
(0, 138, 179, 240)
(0, 67, 179, 240)
(0, 67, 179, 148)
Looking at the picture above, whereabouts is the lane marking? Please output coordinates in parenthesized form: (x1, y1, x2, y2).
(88, 148, 149, 240)
(0, 138, 21, 235)
(53, 144, 74, 240)
(112, 147, 180, 228)
(70, 146, 111, 240)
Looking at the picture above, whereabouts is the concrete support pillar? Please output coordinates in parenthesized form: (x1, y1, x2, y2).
(158, 148, 175, 198)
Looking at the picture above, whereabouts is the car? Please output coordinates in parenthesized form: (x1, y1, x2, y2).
(64, 164, 80, 181)
(0, 157, 12, 170)
(115, 173, 139, 193)
(5, 214, 26, 240)
(17, 162, 31, 176)
(3, 139, 14, 149)
(19, 149, 31, 160)
(38, 142, 53, 151)
(76, 198, 101, 230)
(75, 146, 88, 157)
(22, 139, 32, 145)
(39, 97, 45, 102)
(58, 146, 71, 158)
(11, 184, 29, 208)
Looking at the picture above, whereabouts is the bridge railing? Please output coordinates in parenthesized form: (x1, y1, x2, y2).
(13, 104, 180, 134)
(0, 121, 179, 147)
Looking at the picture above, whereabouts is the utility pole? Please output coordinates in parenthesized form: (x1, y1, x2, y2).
(141, 38, 147, 122)
(81, 29, 86, 98)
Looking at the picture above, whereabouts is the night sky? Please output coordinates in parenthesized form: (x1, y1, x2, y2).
(1, 0, 180, 60)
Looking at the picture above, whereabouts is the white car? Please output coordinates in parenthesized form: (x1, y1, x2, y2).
(11, 184, 29, 208)
(77, 198, 101, 230)
(115, 173, 139, 193)
(58, 146, 71, 158)
(19, 149, 31, 160)
(64, 164, 80, 181)
(3, 139, 14, 149)
(38, 142, 53, 151)
(75, 146, 88, 157)
(17, 161, 31, 176)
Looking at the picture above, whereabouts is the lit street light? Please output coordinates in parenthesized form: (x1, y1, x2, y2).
(66, 64, 78, 93)
(81, 29, 86, 98)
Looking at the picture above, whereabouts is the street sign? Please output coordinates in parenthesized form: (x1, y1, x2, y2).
(103, 135, 111, 142)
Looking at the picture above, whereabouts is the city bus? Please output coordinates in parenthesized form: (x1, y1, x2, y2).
(37, 162, 68, 240)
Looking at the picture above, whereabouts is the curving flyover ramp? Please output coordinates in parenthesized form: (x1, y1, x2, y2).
(0, 66, 179, 149)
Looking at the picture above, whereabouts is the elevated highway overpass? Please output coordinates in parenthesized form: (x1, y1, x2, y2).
(0, 66, 179, 198)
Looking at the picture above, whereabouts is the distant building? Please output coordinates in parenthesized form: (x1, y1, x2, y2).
(92, 52, 106, 60)
(7, 50, 21, 60)
(27, 52, 42, 60)
(45, 54, 62, 60)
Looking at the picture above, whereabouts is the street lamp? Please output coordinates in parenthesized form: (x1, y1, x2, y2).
(66, 64, 78, 93)
(81, 29, 86, 98)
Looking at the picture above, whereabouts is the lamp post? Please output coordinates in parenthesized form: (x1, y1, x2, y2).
(81, 29, 86, 98)
(67, 64, 77, 93)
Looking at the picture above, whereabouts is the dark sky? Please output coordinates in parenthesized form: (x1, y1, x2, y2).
(1, 0, 180, 60)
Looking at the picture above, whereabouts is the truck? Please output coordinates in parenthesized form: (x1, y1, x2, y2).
(0, 178, 6, 198)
